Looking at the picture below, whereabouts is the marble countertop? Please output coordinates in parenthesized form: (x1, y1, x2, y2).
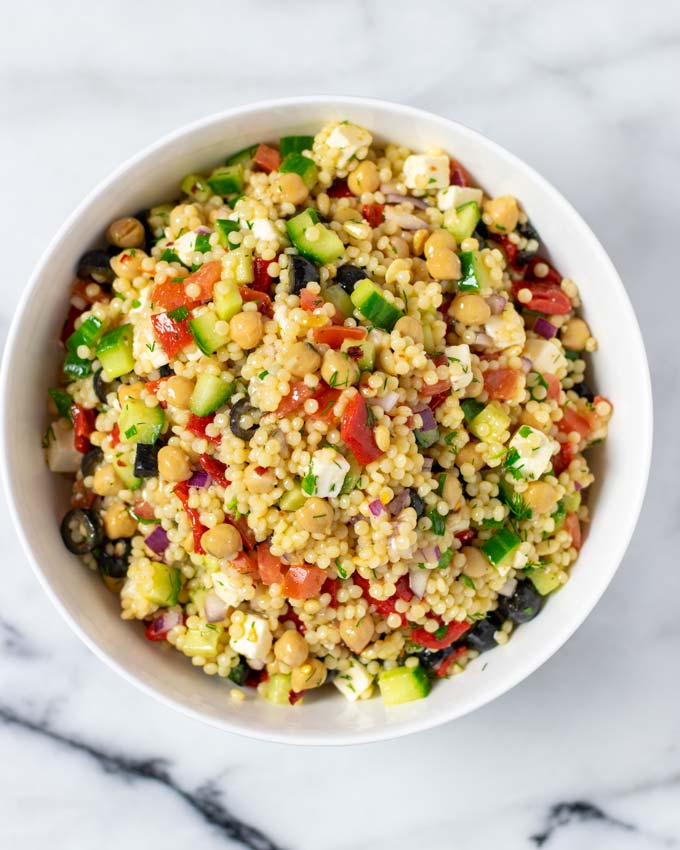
(1, 2, 677, 847)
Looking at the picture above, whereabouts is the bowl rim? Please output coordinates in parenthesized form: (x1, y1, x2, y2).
(0, 95, 653, 745)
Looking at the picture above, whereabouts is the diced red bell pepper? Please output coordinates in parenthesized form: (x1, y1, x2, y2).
(434, 645, 468, 678)
(557, 406, 591, 439)
(352, 574, 409, 625)
(288, 690, 304, 705)
(226, 514, 257, 552)
(449, 158, 472, 187)
(525, 256, 563, 285)
(282, 565, 327, 599)
(429, 390, 451, 411)
(322, 578, 339, 608)
(71, 404, 96, 453)
(512, 281, 572, 316)
(274, 380, 315, 417)
(395, 574, 414, 603)
(327, 179, 353, 198)
(198, 454, 230, 487)
(565, 512, 582, 549)
(455, 528, 476, 545)
(410, 619, 470, 650)
(543, 373, 561, 401)
(340, 393, 384, 466)
(173, 481, 206, 554)
(186, 413, 221, 445)
(132, 500, 156, 520)
(484, 368, 522, 401)
(308, 386, 342, 421)
(312, 325, 366, 348)
(239, 286, 273, 318)
(110, 423, 120, 448)
(420, 377, 451, 397)
(150, 312, 194, 359)
(362, 203, 384, 227)
(552, 441, 574, 476)
(60, 305, 82, 346)
(253, 144, 281, 173)
(299, 288, 325, 311)
(257, 544, 285, 585)
(493, 234, 518, 265)
(252, 257, 276, 293)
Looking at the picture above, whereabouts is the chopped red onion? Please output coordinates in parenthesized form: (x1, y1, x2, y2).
(388, 490, 410, 516)
(379, 181, 399, 194)
(384, 193, 429, 210)
(408, 567, 429, 599)
(384, 207, 430, 231)
(204, 591, 228, 623)
(414, 405, 437, 432)
(145, 525, 169, 556)
(272, 429, 289, 458)
(372, 391, 400, 412)
(368, 498, 386, 518)
(533, 317, 557, 339)
(520, 356, 533, 373)
(421, 457, 434, 471)
(147, 607, 183, 637)
(487, 294, 507, 315)
(474, 332, 493, 347)
(414, 545, 440, 566)
(574, 481, 583, 492)
(187, 470, 211, 488)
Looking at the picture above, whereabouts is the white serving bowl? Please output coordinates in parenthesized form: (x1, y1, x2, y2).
(0, 97, 652, 745)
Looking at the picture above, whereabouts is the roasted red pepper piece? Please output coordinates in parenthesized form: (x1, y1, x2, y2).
(434, 645, 468, 678)
(340, 393, 384, 466)
(362, 203, 384, 227)
(71, 404, 95, 453)
(455, 528, 476, 545)
(150, 312, 194, 358)
(173, 481, 207, 554)
(252, 257, 276, 292)
(512, 281, 572, 315)
(186, 413, 221, 445)
(239, 286, 273, 318)
(410, 619, 470, 650)
(253, 144, 281, 173)
(327, 179, 353, 198)
(198, 454, 230, 487)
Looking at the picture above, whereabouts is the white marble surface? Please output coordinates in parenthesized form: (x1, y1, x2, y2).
(1, 1, 678, 847)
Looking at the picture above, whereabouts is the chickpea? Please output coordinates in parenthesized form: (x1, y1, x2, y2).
(484, 195, 519, 234)
(426, 248, 461, 281)
(441, 474, 463, 510)
(291, 658, 327, 691)
(287, 341, 322, 378)
(201, 523, 242, 559)
(165, 376, 195, 409)
(103, 501, 137, 539)
(321, 349, 360, 388)
(92, 463, 121, 496)
(110, 249, 147, 280)
(274, 630, 309, 668)
(448, 293, 491, 325)
(561, 318, 590, 351)
(424, 229, 457, 258)
(524, 481, 559, 515)
(412, 229, 429, 256)
(394, 315, 424, 344)
(117, 382, 144, 406)
(456, 440, 485, 471)
(230, 310, 264, 350)
(462, 546, 491, 579)
(387, 235, 410, 258)
(106, 217, 145, 249)
(348, 160, 380, 195)
(339, 614, 375, 653)
(334, 207, 363, 223)
(243, 464, 276, 494)
(296, 497, 334, 535)
(157, 445, 192, 482)
(271, 172, 309, 206)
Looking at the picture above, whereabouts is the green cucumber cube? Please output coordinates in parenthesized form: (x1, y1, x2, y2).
(481, 527, 521, 568)
(181, 173, 212, 202)
(527, 567, 562, 596)
(459, 251, 495, 292)
(144, 563, 182, 607)
(286, 209, 344, 264)
(189, 372, 234, 417)
(444, 201, 481, 243)
(378, 664, 431, 706)
(95, 324, 135, 380)
(207, 164, 244, 196)
(279, 135, 314, 157)
(350, 279, 404, 331)
(66, 315, 104, 353)
(263, 673, 293, 705)
(280, 153, 318, 189)
(182, 625, 222, 657)
(279, 484, 306, 512)
(189, 308, 230, 355)
(118, 397, 165, 445)
(214, 280, 243, 321)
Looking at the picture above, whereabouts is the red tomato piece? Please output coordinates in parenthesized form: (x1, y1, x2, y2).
(253, 144, 281, 173)
(410, 619, 470, 650)
(274, 381, 315, 417)
(60, 305, 82, 346)
(288, 690, 304, 705)
(351, 574, 407, 624)
(309, 386, 342, 421)
(198, 454, 230, 487)
(144, 375, 172, 395)
(150, 312, 194, 359)
(312, 326, 366, 348)
(71, 278, 109, 305)
(227, 549, 256, 574)
(421, 378, 451, 397)
(525, 256, 563, 285)
(252, 257, 276, 292)
(552, 441, 574, 476)
(434, 645, 468, 678)
(282, 565, 327, 599)
(484, 368, 522, 400)
(153, 260, 222, 311)
(340, 393, 384, 466)
(395, 574, 414, 603)
(493, 234, 518, 265)
(132, 500, 156, 520)
(557, 406, 591, 439)
(226, 514, 257, 552)
(70, 404, 95, 453)
(173, 481, 206, 554)
(299, 288, 325, 311)
(322, 578, 339, 608)
(543, 373, 561, 401)
(565, 512, 582, 549)
(455, 528, 476, 545)
(449, 158, 472, 187)
(362, 203, 384, 227)
(429, 390, 451, 411)
(239, 287, 273, 318)
(186, 413, 221, 445)
(512, 281, 572, 315)
(327, 179, 353, 198)
(257, 544, 285, 585)
(110, 423, 120, 448)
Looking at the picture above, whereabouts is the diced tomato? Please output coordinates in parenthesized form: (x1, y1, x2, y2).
(132, 500, 156, 520)
(239, 286, 273, 318)
(153, 260, 222, 311)
(525, 256, 563, 285)
(429, 390, 451, 411)
(410, 619, 470, 650)
(198, 454, 230, 487)
(251, 257, 276, 293)
(544, 373, 561, 401)
(449, 158, 472, 187)
(309, 386, 342, 421)
(284, 608, 306, 633)
(493, 234, 518, 266)
(565, 512, 582, 549)
(434, 645, 468, 678)
(484, 368, 522, 400)
(253, 144, 281, 173)
(327, 179, 353, 198)
(299, 288, 325, 311)
(288, 690, 304, 705)
(395, 574, 414, 603)
(552, 441, 574, 476)
(362, 203, 384, 227)
(352, 574, 407, 624)
(282, 565, 327, 599)
(312, 326, 366, 348)
(322, 578, 339, 608)
(71, 278, 109, 305)
(340, 393, 384, 466)
(420, 378, 451, 397)
(186, 413, 221, 445)
(150, 312, 194, 359)
(144, 375, 172, 396)
(226, 514, 257, 552)
(60, 305, 81, 346)
(557, 406, 591, 439)
(71, 478, 96, 510)
(594, 395, 612, 411)
(70, 404, 95, 453)
(256, 544, 285, 585)
(110, 423, 120, 447)
(455, 529, 476, 545)
(230, 549, 258, 574)
(274, 381, 315, 417)
(173, 481, 206, 554)
(512, 281, 572, 316)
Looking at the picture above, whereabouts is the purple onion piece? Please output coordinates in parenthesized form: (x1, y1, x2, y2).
(384, 193, 429, 210)
(204, 591, 228, 623)
(414, 405, 437, 432)
(474, 332, 493, 347)
(388, 490, 410, 516)
(574, 481, 583, 492)
(368, 498, 386, 518)
(384, 207, 430, 231)
(408, 568, 429, 599)
(187, 470, 211, 489)
(487, 294, 507, 315)
(371, 391, 399, 412)
(421, 457, 434, 472)
(147, 606, 183, 637)
(145, 525, 169, 556)
(520, 356, 533, 374)
(533, 317, 557, 339)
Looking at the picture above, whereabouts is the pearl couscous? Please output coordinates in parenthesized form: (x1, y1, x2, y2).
(46, 121, 611, 708)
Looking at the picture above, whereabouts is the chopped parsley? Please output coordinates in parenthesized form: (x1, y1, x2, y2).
(124, 425, 138, 438)
(258, 370, 269, 380)
(301, 466, 317, 496)
(460, 575, 476, 590)
(438, 548, 454, 569)
(167, 306, 189, 322)
(335, 558, 347, 580)
(427, 508, 446, 536)
(434, 624, 448, 640)
(146, 342, 156, 352)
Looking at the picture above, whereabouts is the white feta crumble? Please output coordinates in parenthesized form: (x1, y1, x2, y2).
(403, 154, 450, 191)
(496, 547, 528, 578)
(45, 419, 80, 473)
(251, 217, 279, 243)
(485, 307, 526, 350)
(506, 425, 558, 480)
(326, 123, 373, 169)
(212, 570, 251, 609)
(333, 659, 374, 702)
(437, 185, 483, 212)
(229, 613, 272, 663)
(523, 338, 568, 377)
(307, 447, 350, 498)
(173, 230, 199, 265)
(444, 344, 473, 392)
(132, 304, 170, 374)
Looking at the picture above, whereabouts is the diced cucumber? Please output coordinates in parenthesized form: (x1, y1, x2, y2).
(459, 251, 495, 292)
(444, 201, 481, 243)
(481, 527, 521, 568)
(339, 455, 363, 494)
(182, 624, 222, 656)
(215, 218, 240, 248)
(526, 567, 561, 596)
(286, 209, 344, 264)
(279, 484, 306, 511)
(189, 309, 230, 355)
(119, 398, 165, 445)
(207, 164, 245, 196)
(113, 451, 142, 491)
(323, 283, 353, 319)
(213, 280, 243, 321)
(421, 312, 437, 354)
(563, 492, 581, 513)
(190, 372, 234, 417)
(95, 324, 135, 380)
(223, 247, 254, 284)
(415, 428, 439, 448)
(279, 135, 314, 157)
(498, 477, 532, 520)
(263, 673, 293, 705)
(378, 664, 431, 706)
(63, 351, 92, 379)
(350, 279, 404, 331)
(144, 563, 182, 607)
(280, 153, 318, 189)
(460, 399, 485, 423)
(468, 402, 511, 442)
(66, 315, 104, 353)
(341, 337, 376, 371)
(181, 173, 212, 202)
(225, 144, 258, 167)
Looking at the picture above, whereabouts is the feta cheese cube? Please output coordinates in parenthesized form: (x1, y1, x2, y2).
(45, 418, 80, 473)
(333, 659, 374, 702)
(506, 425, 558, 480)
(326, 123, 373, 169)
(485, 307, 526, 351)
(445, 344, 473, 392)
(229, 613, 272, 662)
(251, 218, 279, 243)
(132, 308, 170, 373)
(403, 154, 450, 191)
(212, 570, 251, 609)
(309, 447, 350, 498)
(173, 230, 198, 265)
(437, 185, 483, 212)
(523, 338, 567, 378)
